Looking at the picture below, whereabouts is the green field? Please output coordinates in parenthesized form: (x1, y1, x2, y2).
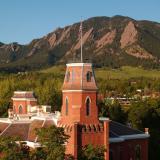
(96, 66, 160, 79)
(40, 65, 160, 80)
(40, 65, 65, 75)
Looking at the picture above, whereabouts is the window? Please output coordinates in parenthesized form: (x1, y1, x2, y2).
(86, 97, 90, 116)
(72, 69, 75, 81)
(135, 145, 141, 160)
(66, 71, 70, 82)
(86, 71, 92, 82)
(19, 105, 23, 114)
(65, 98, 68, 116)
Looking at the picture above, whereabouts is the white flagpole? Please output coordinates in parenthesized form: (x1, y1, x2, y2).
(80, 21, 83, 62)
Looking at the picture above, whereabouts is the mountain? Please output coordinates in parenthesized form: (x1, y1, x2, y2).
(1, 15, 160, 72)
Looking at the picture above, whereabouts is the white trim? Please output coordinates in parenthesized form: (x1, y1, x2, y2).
(14, 91, 34, 94)
(0, 118, 32, 123)
(99, 117, 110, 121)
(67, 63, 92, 67)
(109, 137, 124, 143)
(62, 90, 97, 93)
(0, 118, 13, 123)
(109, 134, 150, 143)
(120, 134, 150, 140)
(11, 98, 37, 101)
(24, 141, 41, 148)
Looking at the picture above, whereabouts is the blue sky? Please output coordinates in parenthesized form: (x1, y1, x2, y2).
(0, 0, 160, 44)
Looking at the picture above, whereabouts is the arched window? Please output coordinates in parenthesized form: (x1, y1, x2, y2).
(66, 71, 70, 82)
(19, 105, 23, 114)
(86, 97, 90, 116)
(65, 98, 68, 116)
(86, 71, 92, 82)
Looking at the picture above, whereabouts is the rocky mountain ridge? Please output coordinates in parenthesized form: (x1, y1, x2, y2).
(0, 15, 160, 72)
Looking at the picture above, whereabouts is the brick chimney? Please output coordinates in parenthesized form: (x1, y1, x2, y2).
(145, 128, 149, 134)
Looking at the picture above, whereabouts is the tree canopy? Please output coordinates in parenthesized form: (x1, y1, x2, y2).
(78, 144, 106, 160)
(36, 125, 69, 160)
(0, 136, 30, 160)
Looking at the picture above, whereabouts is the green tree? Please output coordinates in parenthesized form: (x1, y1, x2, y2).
(128, 99, 160, 130)
(108, 101, 127, 123)
(98, 100, 126, 124)
(128, 99, 160, 160)
(36, 125, 69, 160)
(30, 147, 47, 160)
(78, 144, 106, 160)
(0, 136, 30, 160)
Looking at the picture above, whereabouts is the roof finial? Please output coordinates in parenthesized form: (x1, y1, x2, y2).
(80, 19, 83, 62)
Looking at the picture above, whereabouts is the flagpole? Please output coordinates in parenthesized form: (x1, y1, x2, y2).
(80, 21, 83, 63)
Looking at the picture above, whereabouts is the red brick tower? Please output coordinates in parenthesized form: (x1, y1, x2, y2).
(60, 63, 99, 124)
(58, 63, 109, 160)
(11, 91, 37, 114)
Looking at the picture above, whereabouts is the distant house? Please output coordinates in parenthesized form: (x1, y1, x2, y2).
(0, 91, 59, 148)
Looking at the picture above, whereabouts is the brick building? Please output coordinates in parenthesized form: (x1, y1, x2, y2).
(0, 62, 149, 160)
(58, 62, 149, 160)
(11, 91, 37, 114)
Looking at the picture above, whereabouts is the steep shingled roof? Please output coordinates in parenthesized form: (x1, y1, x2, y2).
(110, 121, 143, 137)
(0, 122, 30, 140)
(0, 119, 148, 144)
(108, 121, 149, 143)
(27, 119, 55, 142)
(27, 120, 44, 142)
(0, 122, 9, 134)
